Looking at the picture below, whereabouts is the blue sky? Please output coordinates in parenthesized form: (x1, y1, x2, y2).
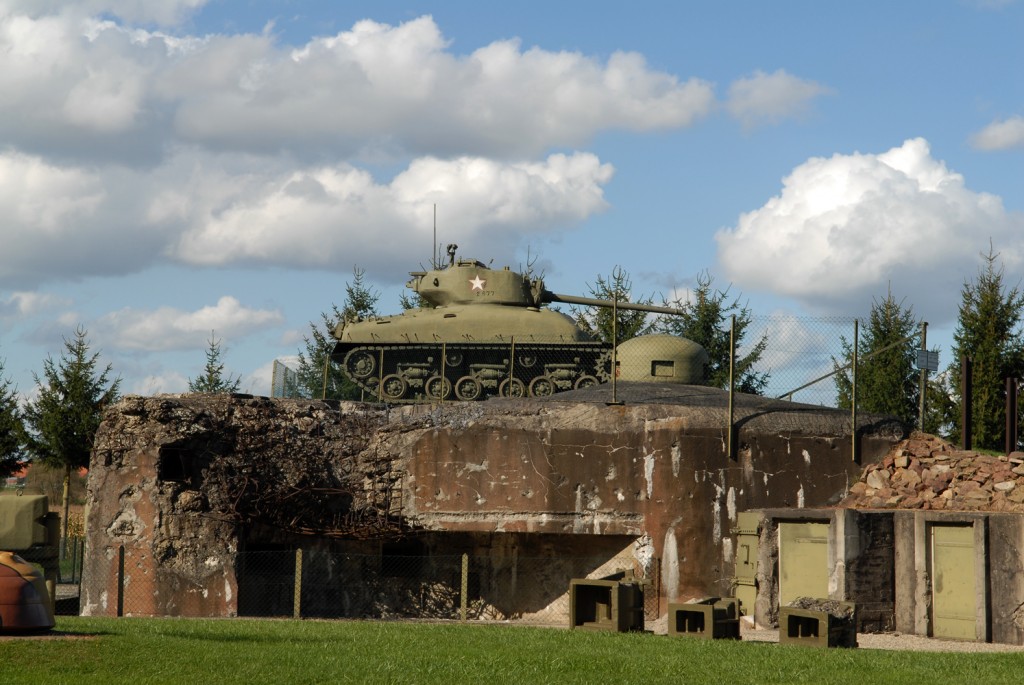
(1, 0, 1022, 400)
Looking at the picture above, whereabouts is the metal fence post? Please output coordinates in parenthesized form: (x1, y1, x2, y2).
(962, 355, 973, 450)
(293, 548, 303, 619)
(918, 322, 928, 430)
(460, 553, 469, 622)
(851, 319, 858, 463)
(1006, 377, 1018, 454)
(441, 342, 447, 403)
(117, 544, 125, 617)
(321, 354, 330, 400)
(728, 314, 736, 460)
(611, 296, 618, 404)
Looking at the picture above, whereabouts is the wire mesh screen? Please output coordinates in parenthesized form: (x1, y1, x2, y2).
(113, 550, 659, 625)
(277, 314, 895, 412)
(748, 315, 858, 407)
(271, 359, 304, 399)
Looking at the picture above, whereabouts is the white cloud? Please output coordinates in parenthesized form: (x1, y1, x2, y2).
(244, 359, 280, 397)
(0, 150, 174, 286)
(167, 18, 715, 158)
(726, 69, 831, 128)
(716, 138, 1021, 324)
(92, 296, 284, 351)
(0, 13, 714, 163)
(971, 116, 1024, 151)
(128, 370, 188, 396)
(169, 151, 614, 276)
(0, 0, 208, 26)
(1, 291, 67, 318)
(0, 148, 613, 288)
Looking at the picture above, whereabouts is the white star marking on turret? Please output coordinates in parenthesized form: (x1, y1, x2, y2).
(470, 275, 486, 291)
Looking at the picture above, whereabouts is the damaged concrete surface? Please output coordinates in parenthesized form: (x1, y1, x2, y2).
(82, 385, 904, 617)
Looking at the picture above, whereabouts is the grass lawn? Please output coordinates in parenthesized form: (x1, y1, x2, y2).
(1, 617, 1020, 684)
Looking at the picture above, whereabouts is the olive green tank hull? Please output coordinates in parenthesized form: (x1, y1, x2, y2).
(333, 340, 611, 402)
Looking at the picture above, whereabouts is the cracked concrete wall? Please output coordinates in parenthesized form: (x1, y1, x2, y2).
(395, 393, 902, 605)
(82, 387, 903, 617)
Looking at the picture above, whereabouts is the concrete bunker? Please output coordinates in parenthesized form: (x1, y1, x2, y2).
(81, 389, 903, 620)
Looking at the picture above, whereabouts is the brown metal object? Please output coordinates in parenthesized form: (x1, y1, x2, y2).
(0, 551, 55, 633)
(569, 570, 645, 632)
(668, 597, 740, 639)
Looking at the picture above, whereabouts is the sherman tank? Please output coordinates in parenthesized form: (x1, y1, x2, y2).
(330, 245, 703, 401)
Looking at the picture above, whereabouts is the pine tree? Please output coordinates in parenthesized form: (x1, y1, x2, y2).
(188, 332, 242, 393)
(659, 270, 769, 393)
(572, 267, 655, 343)
(833, 289, 921, 427)
(296, 268, 380, 400)
(0, 356, 26, 478)
(23, 326, 120, 549)
(947, 245, 1024, 450)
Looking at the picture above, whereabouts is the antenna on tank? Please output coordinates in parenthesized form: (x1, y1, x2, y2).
(432, 204, 437, 269)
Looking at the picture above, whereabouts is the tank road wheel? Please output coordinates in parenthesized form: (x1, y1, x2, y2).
(345, 349, 377, 379)
(518, 354, 537, 368)
(380, 374, 408, 401)
(454, 375, 483, 401)
(425, 375, 452, 400)
(498, 378, 526, 398)
(574, 374, 599, 390)
(528, 375, 556, 397)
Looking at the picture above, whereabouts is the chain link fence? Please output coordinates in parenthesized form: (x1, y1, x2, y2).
(109, 549, 660, 625)
(272, 315, 875, 409)
(748, 314, 859, 407)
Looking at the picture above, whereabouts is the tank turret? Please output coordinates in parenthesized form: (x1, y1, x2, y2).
(330, 246, 703, 401)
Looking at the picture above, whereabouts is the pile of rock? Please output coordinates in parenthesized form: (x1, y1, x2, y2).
(840, 432, 1024, 511)
(787, 597, 855, 619)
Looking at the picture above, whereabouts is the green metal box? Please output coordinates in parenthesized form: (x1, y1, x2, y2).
(569, 574, 644, 632)
(667, 593, 741, 638)
(668, 597, 740, 639)
(0, 494, 52, 549)
(779, 601, 858, 648)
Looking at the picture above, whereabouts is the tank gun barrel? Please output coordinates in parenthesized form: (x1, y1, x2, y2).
(543, 291, 684, 317)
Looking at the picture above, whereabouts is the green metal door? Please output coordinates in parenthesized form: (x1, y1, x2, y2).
(929, 523, 976, 640)
(778, 521, 829, 606)
(732, 512, 760, 616)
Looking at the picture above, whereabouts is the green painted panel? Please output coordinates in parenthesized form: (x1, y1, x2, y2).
(733, 512, 760, 615)
(930, 524, 976, 640)
(778, 521, 829, 606)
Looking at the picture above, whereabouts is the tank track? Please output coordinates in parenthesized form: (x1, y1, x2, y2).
(332, 341, 613, 402)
